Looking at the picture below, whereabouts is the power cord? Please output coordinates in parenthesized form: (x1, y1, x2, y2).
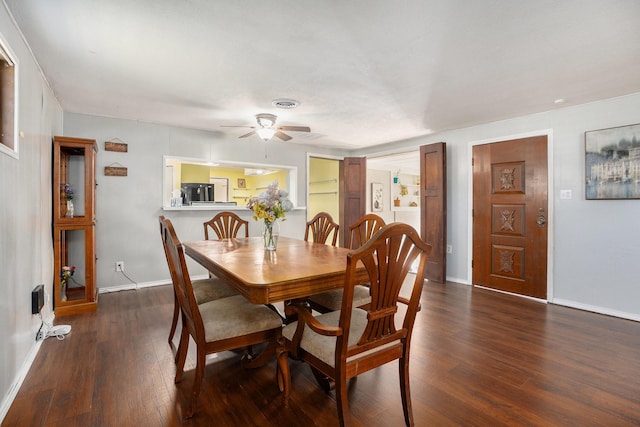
(46, 325, 71, 340)
(118, 270, 139, 288)
(37, 313, 71, 341)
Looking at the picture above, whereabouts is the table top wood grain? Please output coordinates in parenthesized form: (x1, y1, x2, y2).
(183, 237, 365, 304)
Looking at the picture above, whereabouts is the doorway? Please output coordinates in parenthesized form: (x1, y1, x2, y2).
(307, 156, 340, 225)
(366, 143, 447, 283)
(472, 134, 549, 299)
(367, 151, 421, 231)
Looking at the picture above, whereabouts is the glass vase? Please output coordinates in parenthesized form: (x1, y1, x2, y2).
(60, 280, 67, 302)
(262, 220, 280, 251)
(66, 199, 74, 218)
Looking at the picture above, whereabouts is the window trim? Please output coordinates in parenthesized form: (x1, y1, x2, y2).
(0, 32, 18, 159)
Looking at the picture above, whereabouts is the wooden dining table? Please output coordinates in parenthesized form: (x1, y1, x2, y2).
(183, 236, 367, 305)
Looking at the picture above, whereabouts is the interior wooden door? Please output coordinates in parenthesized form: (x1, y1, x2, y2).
(420, 142, 447, 283)
(340, 157, 366, 248)
(472, 135, 548, 299)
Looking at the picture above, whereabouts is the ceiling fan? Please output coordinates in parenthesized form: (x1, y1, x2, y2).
(222, 113, 311, 142)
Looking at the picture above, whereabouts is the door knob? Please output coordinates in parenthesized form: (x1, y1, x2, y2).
(537, 215, 547, 226)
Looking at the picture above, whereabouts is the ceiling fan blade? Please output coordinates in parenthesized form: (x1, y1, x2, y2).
(274, 131, 292, 141)
(220, 125, 254, 128)
(278, 126, 310, 132)
(239, 130, 257, 138)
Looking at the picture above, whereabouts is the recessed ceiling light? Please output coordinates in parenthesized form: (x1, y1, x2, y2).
(554, 98, 566, 104)
(272, 98, 300, 109)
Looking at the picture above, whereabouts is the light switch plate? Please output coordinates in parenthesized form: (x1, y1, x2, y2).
(560, 189, 572, 199)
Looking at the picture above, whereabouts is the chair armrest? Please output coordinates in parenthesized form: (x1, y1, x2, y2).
(286, 301, 342, 337)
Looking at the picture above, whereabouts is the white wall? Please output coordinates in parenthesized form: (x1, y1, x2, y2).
(357, 92, 640, 320)
(0, 3, 63, 420)
(63, 113, 350, 289)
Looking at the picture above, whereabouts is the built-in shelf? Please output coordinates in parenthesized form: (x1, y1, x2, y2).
(310, 178, 337, 184)
(391, 173, 420, 211)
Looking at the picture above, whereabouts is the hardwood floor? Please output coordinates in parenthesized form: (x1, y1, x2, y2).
(4, 282, 640, 426)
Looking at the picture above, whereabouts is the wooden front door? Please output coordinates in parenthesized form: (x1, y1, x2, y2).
(420, 142, 447, 283)
(472, 135, 548, 299)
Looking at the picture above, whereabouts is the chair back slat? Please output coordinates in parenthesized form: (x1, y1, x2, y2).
(204, 211, 249, 240)
(340, 223, 430, 357)
(346, 213, 386, 249)
(304, 212, 339, 246)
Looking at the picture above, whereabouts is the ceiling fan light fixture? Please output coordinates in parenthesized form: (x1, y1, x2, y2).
(256, 127, 276, 141)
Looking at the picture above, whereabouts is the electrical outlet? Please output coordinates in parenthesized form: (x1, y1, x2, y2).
(115, 261, 124, 272)
(446, 245, 453, 254)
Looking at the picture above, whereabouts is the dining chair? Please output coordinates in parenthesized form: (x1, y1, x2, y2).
(203, 211, 249, 240)
(276, 223, 431, 427)
(159, 216, 283, 418)
(307, 214, 386, 313)
(304, 212, 339, 246)
(160, 216, 239, 347)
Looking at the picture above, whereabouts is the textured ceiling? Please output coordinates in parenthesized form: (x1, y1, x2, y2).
(4, 0, 640, 152)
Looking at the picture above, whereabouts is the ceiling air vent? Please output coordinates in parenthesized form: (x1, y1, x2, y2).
(272, 98, 300, 109)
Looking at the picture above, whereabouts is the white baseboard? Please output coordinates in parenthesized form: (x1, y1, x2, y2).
(0, 339, 43, 423)
(551, 298, 640, 322)
(98, 275, 208, 294)
(445, 276, 469, 285)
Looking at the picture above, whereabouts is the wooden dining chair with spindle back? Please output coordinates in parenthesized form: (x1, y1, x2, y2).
(160, 216, 239, 349)
(345, 213, 386, 250)
(304, 212, 339, 246)
(203, 211, 249, 240)
(277, 222, 431, 427)
(159, 216, 283, 418)
(307, 213, 386, 313)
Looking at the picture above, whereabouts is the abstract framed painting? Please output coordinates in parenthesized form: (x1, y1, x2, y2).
(585, 123, 640, 200)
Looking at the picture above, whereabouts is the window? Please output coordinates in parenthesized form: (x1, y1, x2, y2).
(162, 156, 298, 210)
(0, 35, 17, 158)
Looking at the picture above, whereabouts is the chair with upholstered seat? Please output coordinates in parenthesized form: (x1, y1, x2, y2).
(204, 211, 249, 240)
(307, 214, 386, 313)
(159, 216, 283, 418)
(277, 223, 431, 427)
(160, 216, 239, 347)
(304, 212, 339, 246)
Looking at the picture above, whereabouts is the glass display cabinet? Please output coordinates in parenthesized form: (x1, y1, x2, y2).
(52, 136, 98, 315)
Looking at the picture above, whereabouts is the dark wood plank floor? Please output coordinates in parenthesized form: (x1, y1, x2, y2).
(4, 281, 640, 426)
